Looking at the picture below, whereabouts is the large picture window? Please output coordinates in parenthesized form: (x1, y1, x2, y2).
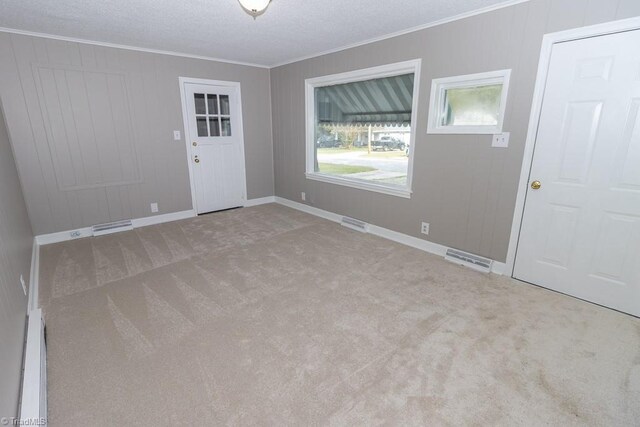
(305, 60, 421, 198)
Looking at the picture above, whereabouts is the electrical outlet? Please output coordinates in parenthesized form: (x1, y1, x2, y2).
(421, 222, 430, 235)
(173, 130, 181, 141)
(20, 274, 26, 296)
(492, 132, 510, 148)
(301, 192, 306, 201)
(70, 230, 82, 238)
(151, 202, 159, 213)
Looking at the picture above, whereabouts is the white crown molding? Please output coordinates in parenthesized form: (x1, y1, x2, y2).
(1, 1, 530, 69)
(0, 26, 270, 69)
(269, 0, 531, 68)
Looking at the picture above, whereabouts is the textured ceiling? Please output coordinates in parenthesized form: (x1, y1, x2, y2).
(0, 0, 523, 67)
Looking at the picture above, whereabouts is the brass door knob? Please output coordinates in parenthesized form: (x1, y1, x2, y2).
(531, 180, 541, 190)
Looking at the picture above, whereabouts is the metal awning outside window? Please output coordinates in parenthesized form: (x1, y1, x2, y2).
(316, 73, 414, 127)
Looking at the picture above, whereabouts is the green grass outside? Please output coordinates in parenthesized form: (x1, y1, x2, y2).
(317, 147, 368, 153)
(318, 163, 375, 175)
(317, 147, 407, 159)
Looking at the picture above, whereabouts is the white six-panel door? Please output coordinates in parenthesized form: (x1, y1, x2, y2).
(514, 29, 640, 317)
(183, 82, 246, 214)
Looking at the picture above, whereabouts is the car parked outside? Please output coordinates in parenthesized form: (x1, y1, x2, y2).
(371, 136, 405, 151)
(316, 135, 342, 148)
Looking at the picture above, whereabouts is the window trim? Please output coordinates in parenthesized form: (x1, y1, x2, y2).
(427, 69, 511, 135)
(304, 59, 422, 199)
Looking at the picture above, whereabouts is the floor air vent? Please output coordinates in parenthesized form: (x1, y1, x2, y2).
(445, 248, 493, 273)
(341, 216, 369, 233)
(92, 219, 134, 236)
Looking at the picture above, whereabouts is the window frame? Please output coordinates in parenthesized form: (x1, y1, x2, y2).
(304, 59, 422, 199)
(427, 69, 511, 135)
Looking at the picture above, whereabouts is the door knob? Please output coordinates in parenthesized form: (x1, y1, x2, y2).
(192, 142, 197, 146)
(531, 180, 541, 190)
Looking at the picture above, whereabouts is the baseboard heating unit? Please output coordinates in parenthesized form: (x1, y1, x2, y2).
(92, 219, 134, 236)
(341, 216, 369, 233)
(444, 248, 493, 273)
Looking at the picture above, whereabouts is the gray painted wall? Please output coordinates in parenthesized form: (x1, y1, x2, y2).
(0, 33, 274, 235)
(270, 0, 640, 262)
(0, 105, 33, 418)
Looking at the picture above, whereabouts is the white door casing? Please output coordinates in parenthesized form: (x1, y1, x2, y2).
(180, 78, 247, 214)
(513, 28, 640, 316)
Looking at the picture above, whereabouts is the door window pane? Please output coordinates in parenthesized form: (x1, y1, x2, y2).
(194, 93, 206, 114)
(207, 94, 218, 115)
(193, 91, 232, 138)
(219, 95, 230, 115)
(221, 117, 232, 136)
(196, 117, 208, 137)
(209, 117, 220, 137)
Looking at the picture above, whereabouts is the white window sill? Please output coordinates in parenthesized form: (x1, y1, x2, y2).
(305, 172, 412, 198)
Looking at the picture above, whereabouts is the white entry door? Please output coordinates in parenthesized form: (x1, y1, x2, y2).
(514, 29, 640, 317)
(183, 82, 246, 214)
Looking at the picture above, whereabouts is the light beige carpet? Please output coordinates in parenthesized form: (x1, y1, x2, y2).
(39, 204, 640, 426)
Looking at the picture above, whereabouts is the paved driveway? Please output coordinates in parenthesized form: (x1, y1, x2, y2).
(317, 150, 408, 173)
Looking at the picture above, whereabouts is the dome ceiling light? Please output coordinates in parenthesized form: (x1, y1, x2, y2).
(237, 0, 272, 18)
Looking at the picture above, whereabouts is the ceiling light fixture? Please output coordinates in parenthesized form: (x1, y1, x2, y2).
(237, 0, 272, 18)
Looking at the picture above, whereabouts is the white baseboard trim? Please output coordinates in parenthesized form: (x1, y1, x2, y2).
(275, 197, 342, 222)
(274, 197, 507, 275)
(35, 226, 93, 246)
(35, 209, 196, 246)
(27, 238, 40, 313)
(130, 209, 196, 228)
(243, 196, 276, 207)
(20, 308, 47, 426)
(21, 238, 46, 424)
(490, 261, 508, 275)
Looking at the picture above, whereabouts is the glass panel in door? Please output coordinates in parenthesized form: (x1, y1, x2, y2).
(194, 94, 206, 114)
(207, 94, 219, 115)
(221, 117, 232, 136)
(196, 117, 208, 137)
(219, 95, 230, 115)
(209, 117, 220, 137)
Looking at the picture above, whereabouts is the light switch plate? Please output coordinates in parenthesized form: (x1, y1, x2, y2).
(492, 132, 510, 148)
(151, 202, 159, 213)
(173, 130, 181, 141)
